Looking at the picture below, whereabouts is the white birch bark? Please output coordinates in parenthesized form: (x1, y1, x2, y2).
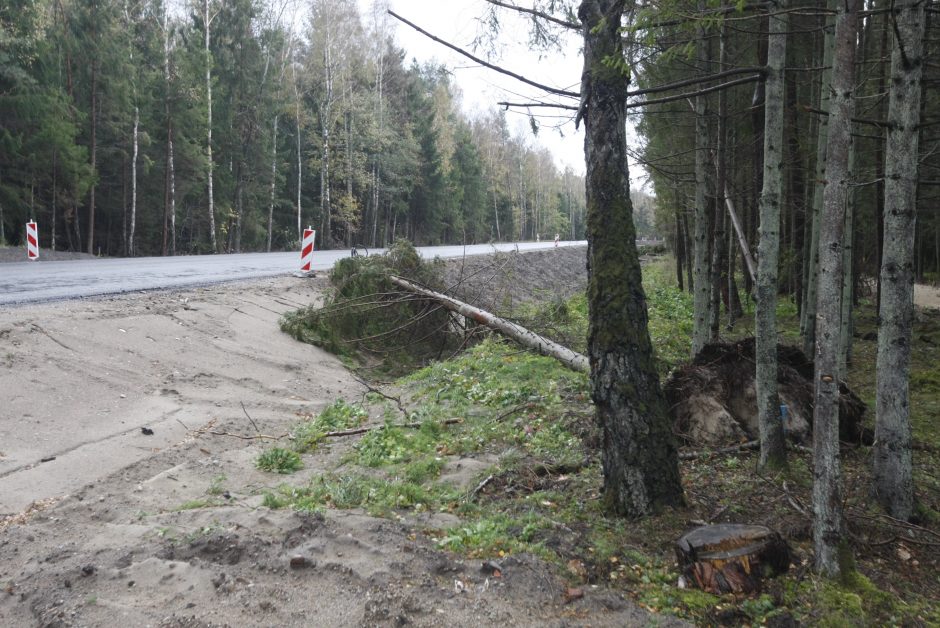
(756, 0, 788, 470)
(204, 0, 217, 253)
(267, 114, 278, 252)
(163, 6, 176, 256)
(812, 0, 859, 577)
(319, 22, 334, 247)
(874, 0, 925, 522)
(129, 105, 138, 256)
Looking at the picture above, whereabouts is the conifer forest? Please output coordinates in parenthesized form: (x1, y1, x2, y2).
(0, 0, 593, 256)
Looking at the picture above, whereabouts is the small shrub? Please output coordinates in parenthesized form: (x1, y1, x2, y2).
(256, 448, 303, 474)
(280, 239, 453, 373)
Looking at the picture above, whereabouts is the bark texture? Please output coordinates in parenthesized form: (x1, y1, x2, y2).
(578, 0, 683, 517)
(755, 0, 788, 470)
(691, 5, 711, 356)
(812, 0, 860, 577)
(874, 0, 925, 522)
(801, 0, 836, 355)
(204, 0, 217, 253)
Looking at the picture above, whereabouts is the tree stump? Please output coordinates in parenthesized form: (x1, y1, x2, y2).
(676, 524, 791, 594)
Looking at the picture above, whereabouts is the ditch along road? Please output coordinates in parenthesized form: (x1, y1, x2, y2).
(0, 245, 683, 626)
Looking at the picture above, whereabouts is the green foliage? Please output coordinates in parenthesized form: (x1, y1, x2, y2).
(642, 262, 694, 373)
(0, 0, 587, 255)
(292, 399, 367, 452)
(281, 239, 453, 373)
(260, 473, 459, 517)
(255, 448, 302, 474)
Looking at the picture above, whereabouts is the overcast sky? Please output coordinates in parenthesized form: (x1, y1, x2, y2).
(363, 0, 589, 175)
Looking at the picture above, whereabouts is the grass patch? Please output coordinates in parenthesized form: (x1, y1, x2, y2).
(292, 399, 368, 452)
(255, 448, 303, 474)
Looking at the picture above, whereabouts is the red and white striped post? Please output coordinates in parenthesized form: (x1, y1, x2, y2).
(26, 221, 39, 260)
(300, 227, 316, 273)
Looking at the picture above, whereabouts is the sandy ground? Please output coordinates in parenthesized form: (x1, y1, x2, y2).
(914, 283, 940, 310)
(0, 248, 682, 627)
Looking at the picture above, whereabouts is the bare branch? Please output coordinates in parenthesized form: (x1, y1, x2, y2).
(485, 0, 580, 30)
(627, 74, 764, 109)
(498, 101, 579, 110)
(387, 10, 580, 99)
(628, 66, 766, 98)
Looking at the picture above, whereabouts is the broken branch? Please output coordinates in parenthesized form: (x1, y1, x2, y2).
(389, 275, 589, 374)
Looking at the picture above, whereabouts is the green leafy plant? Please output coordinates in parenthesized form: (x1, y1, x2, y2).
(293, 400, 368, 452)
(255, 448, 302, 474)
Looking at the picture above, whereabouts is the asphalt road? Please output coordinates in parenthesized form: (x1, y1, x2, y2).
(0, 241, 586, 306)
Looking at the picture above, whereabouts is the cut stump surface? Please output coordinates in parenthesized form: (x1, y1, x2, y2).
(676, 523, 791, 594)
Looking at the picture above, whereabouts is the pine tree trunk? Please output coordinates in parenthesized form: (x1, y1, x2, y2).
(691, 4, 711, 356)
(801, 0, 836, 356)
(812, 0, 860, 577)
(874, 0, 925, 523)
(578, 0, 683, 518)
(711, 17, 729, 341)
(87, 58, 97, 254)
(756, 0, 789, 471)
(839, 140, 857, 373)
(51, 150, 56, 251)
(296, 87, 302, 242)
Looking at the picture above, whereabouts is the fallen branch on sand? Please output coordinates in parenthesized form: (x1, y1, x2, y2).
(321, 418, 463, 439)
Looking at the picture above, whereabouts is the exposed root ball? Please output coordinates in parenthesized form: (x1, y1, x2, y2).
(663, 338, 868, 446)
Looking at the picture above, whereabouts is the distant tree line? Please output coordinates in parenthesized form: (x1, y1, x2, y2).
(0, 0, 587, 255)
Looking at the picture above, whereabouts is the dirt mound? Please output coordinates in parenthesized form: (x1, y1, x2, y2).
(663, 338, 868, 446)
(442, 246, 587, 314)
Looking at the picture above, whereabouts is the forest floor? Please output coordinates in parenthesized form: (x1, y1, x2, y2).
(1, 245, 939, 626)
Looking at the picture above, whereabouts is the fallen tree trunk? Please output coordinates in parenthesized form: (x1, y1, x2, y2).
(389, 275, 589, 373)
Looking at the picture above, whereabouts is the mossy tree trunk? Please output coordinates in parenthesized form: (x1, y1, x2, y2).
(577, 0, 684, 518)
(874, 0, 926, 522)
(813, 0, 860, 577)
(756, 0, 788, 470)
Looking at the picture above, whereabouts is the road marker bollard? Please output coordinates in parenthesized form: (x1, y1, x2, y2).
(300, 227, 316, 274)
(26, 221, 39, 260)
